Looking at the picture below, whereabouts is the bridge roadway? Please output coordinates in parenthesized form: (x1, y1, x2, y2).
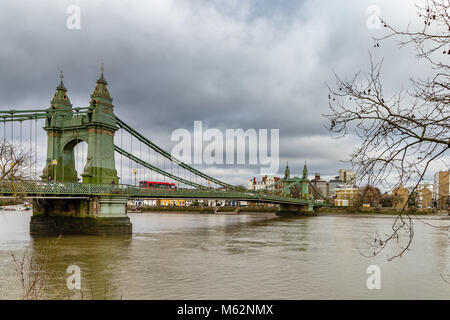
(0, 181, 327, 206)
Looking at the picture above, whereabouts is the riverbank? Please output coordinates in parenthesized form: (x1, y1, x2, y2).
(315, 206, 448, 216)
(132, 206, 278, 214)
(133, 205, 447, 216)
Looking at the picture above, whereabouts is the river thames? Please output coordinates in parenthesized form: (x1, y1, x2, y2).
(0, 211, 449, 299)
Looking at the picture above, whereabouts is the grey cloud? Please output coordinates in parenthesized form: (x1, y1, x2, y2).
(0, 0, 434, 186)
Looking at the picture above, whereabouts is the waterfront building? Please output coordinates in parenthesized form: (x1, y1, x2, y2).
(310, 173, 329, 199)
(328, 176, 342, 199)
(433, 171, 449, 209)
(339, 169, 356, 184)
(334, 185, 359, 207)
(392, 186, 409, 210)
(127, 199, 157, 207)
(417, 187, 432, 208)
(248, 175, 280, 191)
(160, 199, 186, 206)
(418, 181, 433, 193)
(206, 199, 226, 206)
(185, 199, 196, 206)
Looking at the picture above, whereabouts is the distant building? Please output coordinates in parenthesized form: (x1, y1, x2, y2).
(206, 199, 226, 206)
(417, 187, 432, 208)
(239, 201, 248, 207)
(185, 199, 197, 206)
(127, 199, 157, 207)
(328, 176, 342, 199)
(339, 169, 356, 184)
(248, 175, 280, 191)
(310, 173, 329, 199)
(226, 200, 239, 206)
(334, 185, 359, 207)
(392, 186, 409, 210)
(418, 181, 433, 194)
(160, 199, 186, 206)
(433, 171, 449, 209)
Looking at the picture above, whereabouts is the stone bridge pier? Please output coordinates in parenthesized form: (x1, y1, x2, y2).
(30, 197, 132, 236)
(277, 203, 314, 216)
(31, 69, 132, 235)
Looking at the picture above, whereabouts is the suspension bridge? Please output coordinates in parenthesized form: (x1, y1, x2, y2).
(0, 69, 329, 235)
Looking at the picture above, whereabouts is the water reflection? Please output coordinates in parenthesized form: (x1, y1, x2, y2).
(30, 235, 132, 299)
(0, 211, 449, 299)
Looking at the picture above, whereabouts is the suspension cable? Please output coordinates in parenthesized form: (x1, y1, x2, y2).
(29, 120, 32, 179)
(19, 121, 22, 151)
(139, 141, 142, 183)
(114, 145, 205, 189)
(120, 128, 123, 181)
(130, 132, 132, 185)
(34, 118, 37, 179)
(116, 117, 238, 190)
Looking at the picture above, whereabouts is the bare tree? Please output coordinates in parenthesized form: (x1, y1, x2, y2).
(11, 237, 60, 300)
(326, 0, 449, 259)
(0, 139, 35, 201)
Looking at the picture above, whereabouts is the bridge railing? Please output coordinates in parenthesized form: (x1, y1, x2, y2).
(0, 180, 324, 205)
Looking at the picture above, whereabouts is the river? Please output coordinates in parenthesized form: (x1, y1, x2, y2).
(0, 211, 449, 299)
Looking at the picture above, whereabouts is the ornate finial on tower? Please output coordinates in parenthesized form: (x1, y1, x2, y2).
(302, 161, 308, 180)
(50, 70, 71, 111)
(56, 70, 66, 91)
(97, 62, 107, 84)
(284, 161, 290, 179)
(90, 62, 112, 108)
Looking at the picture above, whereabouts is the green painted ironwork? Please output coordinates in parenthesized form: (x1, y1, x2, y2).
(0, 180, 328, 206)
(116, 117, 242, 191)
(0, 72, 330, 208)
(114, 145, 207, 189)
(41, 71, 119, 184)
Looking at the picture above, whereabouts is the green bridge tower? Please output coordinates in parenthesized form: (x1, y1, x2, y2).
(41, 68, 119, 184)
(31, 68, 131, 236)
(277, 162, 314, 215)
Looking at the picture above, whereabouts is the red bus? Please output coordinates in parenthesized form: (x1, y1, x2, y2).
(139, 181, 176, 190)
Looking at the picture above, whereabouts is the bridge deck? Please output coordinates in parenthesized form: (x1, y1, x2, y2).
(0, 181, 329, 206)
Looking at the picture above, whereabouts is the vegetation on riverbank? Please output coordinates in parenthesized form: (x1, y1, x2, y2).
(315, 207, 441, 215)
(136, 206, 278, 213)
(134, 205, 445, 215)
(139, 206, 215, 213)
(0, 199, 25, 206)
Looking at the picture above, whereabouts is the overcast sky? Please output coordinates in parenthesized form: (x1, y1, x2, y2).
(0, 0, 442, 187)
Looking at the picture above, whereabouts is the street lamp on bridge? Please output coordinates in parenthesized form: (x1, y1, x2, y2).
(52, 159, 58, 182)
(9, 162, 15, 181)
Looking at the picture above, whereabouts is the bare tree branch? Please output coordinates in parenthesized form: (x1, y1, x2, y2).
(325, 0, 449, 260)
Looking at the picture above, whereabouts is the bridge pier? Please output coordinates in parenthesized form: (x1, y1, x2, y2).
(30, 196, 132, 236)
(276, 203, 315, 216)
